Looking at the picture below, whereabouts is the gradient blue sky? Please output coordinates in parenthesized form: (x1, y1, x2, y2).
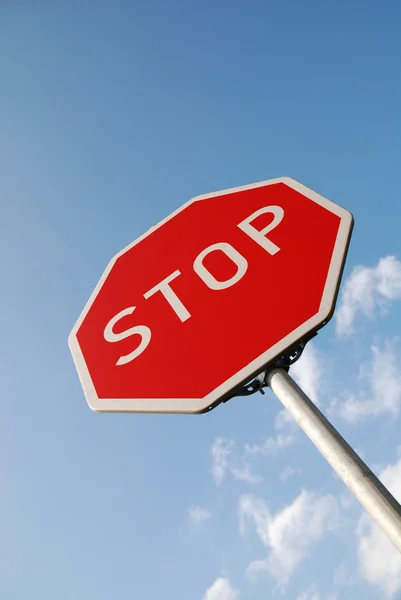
(1, 2, 401, 599)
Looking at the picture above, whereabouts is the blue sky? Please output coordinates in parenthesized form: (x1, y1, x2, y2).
(1, 2, 401, 598)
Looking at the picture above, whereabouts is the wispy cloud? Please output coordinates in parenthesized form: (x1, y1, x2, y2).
(297, 585, 337, 600)
(239, 491, 341, 587)
(291, 341, 323, 405)
(280, 466, 302, 483)
(356, 456, 401, 597)
(211, 437, 261, 485)
(333, 563, 357, 586)
(245, 434, 295, 456)
(296, 590, 321, 600)
(188, 505, 212, 527)
(337, 339, 401, 421)
(336, 256, 401, 337)
(211, 431, 295, 486)
(274, 408, 297, 432)
(203, 577, 239, 600)
(296, 586, 337, 600)
(211, 438, 233, 485)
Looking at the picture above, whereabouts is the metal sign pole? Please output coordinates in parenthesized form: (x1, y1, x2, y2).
(266, 367, 401, 553)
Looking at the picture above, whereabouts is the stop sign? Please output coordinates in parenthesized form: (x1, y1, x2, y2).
(69, 177, 353, 413)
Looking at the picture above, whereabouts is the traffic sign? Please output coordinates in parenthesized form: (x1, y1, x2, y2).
(69, 177, 353, 413)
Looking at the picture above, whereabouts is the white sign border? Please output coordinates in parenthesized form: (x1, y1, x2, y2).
(68, 177, 353, 413)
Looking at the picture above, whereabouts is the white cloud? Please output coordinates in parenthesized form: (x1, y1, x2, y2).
(188, 505, 212, 527)
(230, 466, 261, 484)
(296, 592, 336, 600)
(297, 590, 320, 600)
(338, 339, 401, 421)
(203, 577, 239, 600)
(356, 456, 401, 597)
(339, 494, 355, 510)
(211, 431, 294, 486)
(245, 434, 295, 456)
(275, 408, 296, 431)
(211, 437, 261, 485)
(333, 563, 356, 586)
(280, 466, 302, 483)
(291, 342, 322, 405)
(239, 490, 340, 587)
(211, 438, 233, 485)
(336, 256, 401, 337)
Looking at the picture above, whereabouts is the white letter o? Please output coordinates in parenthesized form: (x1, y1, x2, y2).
(193, 242, 248, 290)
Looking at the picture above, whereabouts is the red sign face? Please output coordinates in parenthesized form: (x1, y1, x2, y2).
(69, 178, 353, 413)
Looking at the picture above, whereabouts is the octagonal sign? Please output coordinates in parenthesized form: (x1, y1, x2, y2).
(69, 177, 353, 413)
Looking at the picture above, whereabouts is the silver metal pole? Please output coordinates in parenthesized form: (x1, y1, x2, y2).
(266, 367, 401, 553)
